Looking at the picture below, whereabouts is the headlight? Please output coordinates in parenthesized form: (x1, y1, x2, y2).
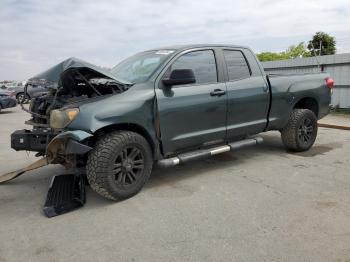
(50, 108, 79, 129)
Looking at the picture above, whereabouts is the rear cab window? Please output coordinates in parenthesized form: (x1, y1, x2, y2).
(223, 50, 251, 81)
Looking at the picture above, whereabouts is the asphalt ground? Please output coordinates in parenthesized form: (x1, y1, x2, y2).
(1, 106, 350, 262)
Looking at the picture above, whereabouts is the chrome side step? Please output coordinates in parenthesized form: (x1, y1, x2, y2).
(157, 137, 263, 168)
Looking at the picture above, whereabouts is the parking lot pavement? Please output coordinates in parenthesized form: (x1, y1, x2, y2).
(319, 113, 350, 128)
(1, 106, 350, 262)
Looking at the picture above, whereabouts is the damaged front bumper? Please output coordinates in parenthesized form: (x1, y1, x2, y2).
(11, 129, 57, 153)
(11, 129, 93, 166)
(46, 130, 93, 165)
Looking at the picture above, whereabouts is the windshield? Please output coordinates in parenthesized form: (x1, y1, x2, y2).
(110, 50, 175, 84)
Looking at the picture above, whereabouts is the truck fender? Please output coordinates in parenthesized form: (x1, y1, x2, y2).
(46, 130, 93, 164)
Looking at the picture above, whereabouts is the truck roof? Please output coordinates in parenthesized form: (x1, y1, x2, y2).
(146, 44, 250, 52)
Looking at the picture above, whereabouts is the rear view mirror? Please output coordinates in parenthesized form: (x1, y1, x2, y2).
(162, 69, 196, 86)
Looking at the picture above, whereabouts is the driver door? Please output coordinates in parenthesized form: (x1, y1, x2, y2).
(155, 49, 227, 156)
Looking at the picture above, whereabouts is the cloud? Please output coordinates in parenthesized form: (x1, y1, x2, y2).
(0, 0, 350, 80)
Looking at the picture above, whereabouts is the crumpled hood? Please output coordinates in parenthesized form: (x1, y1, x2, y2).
(27, 57, 130, 87)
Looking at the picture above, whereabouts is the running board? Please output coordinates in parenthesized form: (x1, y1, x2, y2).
(157, 137, 263, 168)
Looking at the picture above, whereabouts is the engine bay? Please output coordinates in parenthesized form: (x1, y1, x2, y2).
(24, 67, 130, 126)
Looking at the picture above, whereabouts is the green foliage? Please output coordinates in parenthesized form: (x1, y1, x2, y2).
(256, 32, 337, 62)
(307, 32, 336, 56)
(257, 42, 311, 62)
(286, 43, 311, 59)
(257, 52, 287, 62)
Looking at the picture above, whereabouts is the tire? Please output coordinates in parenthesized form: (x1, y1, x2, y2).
(281, 109, 318, 152)
(16, 93, 30, 104)
(86, 131, 153, 200)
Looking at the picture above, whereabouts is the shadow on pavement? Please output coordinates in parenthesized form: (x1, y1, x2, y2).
(0, 133, 288, 215)
(0, 110, 16, 114)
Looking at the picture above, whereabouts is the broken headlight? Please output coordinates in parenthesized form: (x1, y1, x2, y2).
(50, 108, 79, 129)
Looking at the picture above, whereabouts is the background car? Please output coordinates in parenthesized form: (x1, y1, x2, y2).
(0, 90, 17, 112)
(1, 82, 49, 103)
(23, 83, 50, 102)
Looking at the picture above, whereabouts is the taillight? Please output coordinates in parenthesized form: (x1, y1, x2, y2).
(325, 77, 334, 89)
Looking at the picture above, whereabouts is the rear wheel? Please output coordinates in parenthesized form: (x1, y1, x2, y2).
(281, 109, 318, 152)
(86, 131, 153, 200)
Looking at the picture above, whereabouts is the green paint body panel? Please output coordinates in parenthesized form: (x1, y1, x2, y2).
(66, 44, 331, 158)
(54, 130, 93, 141)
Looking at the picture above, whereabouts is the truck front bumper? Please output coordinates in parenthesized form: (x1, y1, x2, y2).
(11, 129, 93, 166)
(11, 129, 57, 153)
(46, 130, 93, 164)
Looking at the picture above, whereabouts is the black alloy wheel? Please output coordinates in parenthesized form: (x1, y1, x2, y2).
(113, 147, 145, 187)
(86, 131, 153, 200)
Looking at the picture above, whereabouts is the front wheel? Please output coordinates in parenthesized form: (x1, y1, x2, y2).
(86, 131, 153, 200)
(281, 109, 318, 152)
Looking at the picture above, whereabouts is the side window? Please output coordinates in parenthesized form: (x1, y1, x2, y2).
(169, 50, 217, 85)
(223, 50, 251, 81)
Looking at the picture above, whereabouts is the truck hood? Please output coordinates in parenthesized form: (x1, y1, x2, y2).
(27, 57, 131, 87)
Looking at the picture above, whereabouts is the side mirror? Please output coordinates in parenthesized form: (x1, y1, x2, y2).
(162, 69, 196, 86)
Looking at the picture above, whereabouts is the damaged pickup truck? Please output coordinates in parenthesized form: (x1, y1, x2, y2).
(7, 44, 333, 202)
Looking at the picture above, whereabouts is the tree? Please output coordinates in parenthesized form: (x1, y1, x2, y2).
(257, 42, 310, 62)
(256, 52, 287, 62)
(286, 42, 311, 59)
(307, 32, 336, 56)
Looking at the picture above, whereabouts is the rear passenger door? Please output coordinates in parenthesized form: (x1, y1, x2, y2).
(223, 49, 270, 139)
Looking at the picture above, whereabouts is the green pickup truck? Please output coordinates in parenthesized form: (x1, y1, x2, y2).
(10, 44, 333, 201)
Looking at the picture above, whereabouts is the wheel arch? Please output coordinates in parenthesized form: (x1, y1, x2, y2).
(293, 97, 319, 118)
(93, 123, 159, 159)
(16, 92, 31, 100)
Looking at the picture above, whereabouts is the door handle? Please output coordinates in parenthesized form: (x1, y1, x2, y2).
(210, 89, 226, 97)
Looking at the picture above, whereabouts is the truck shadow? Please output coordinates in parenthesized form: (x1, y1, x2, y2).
(290, 142, 342, 157)
(0, 110, 15, 114)
(146, 133, 286, 190)
(4, 131, 339, 215)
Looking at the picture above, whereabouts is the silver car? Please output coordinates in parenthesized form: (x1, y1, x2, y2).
(0, 90, 17, 112)
(4, 83, 49, 103)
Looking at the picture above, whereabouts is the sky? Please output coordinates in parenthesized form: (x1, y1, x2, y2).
(1, 0, 350, 80)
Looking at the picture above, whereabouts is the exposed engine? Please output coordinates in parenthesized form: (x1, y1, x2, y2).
(24, 67, 130, 126)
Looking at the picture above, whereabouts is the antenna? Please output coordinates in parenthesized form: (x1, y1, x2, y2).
(310, 42, 321, 70)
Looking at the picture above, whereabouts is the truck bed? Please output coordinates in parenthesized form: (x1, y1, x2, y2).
(266, 72, 331, 130)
